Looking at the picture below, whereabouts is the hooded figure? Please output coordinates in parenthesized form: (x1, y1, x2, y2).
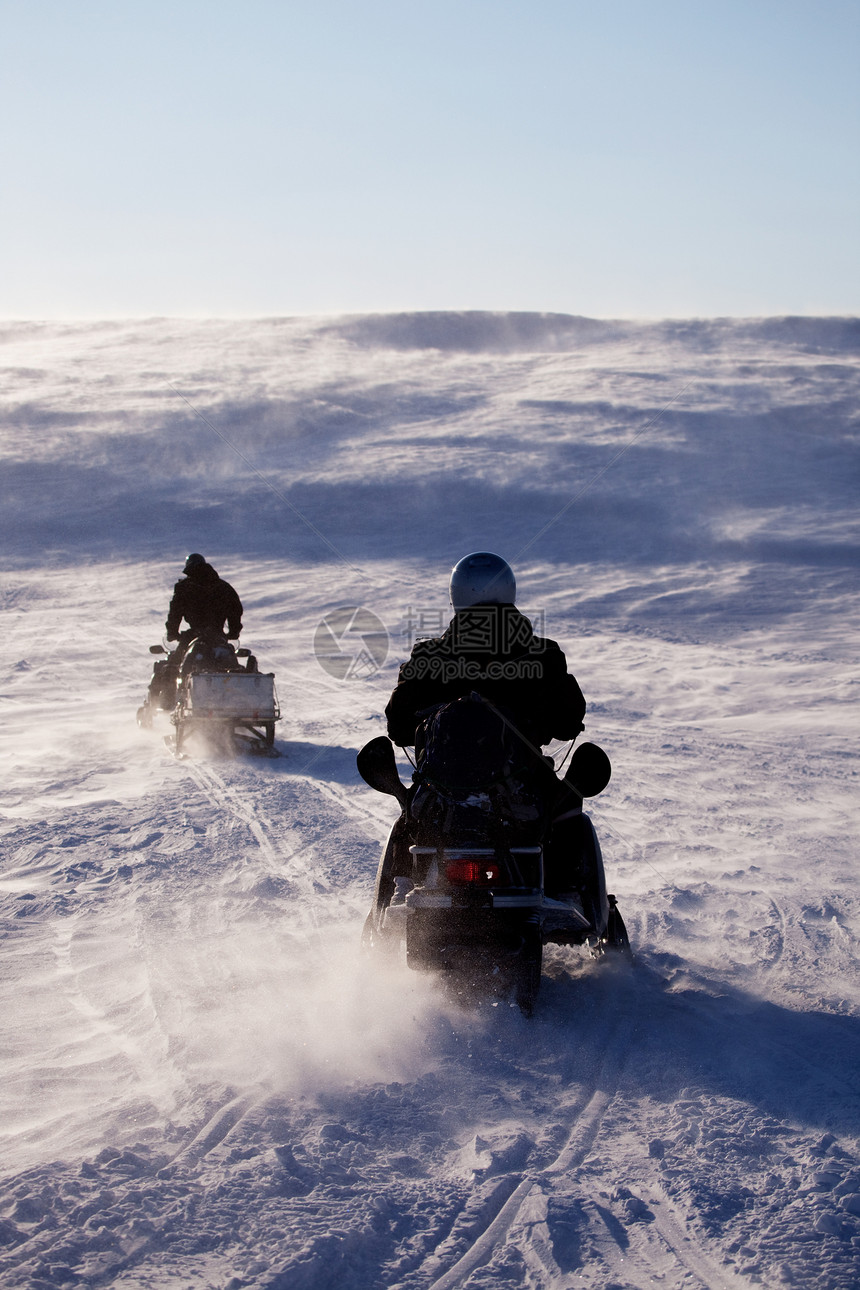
(165, 553, 243, 644)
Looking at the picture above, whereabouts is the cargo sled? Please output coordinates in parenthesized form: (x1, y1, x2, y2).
(137, 633, 280, 756)
(173, 667, 280, 755)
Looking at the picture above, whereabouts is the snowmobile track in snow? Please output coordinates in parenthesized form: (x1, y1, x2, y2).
(162, 1091, 260, 1172)
(642, 1186, 754, 1290)
(182, 758, 333, 908)
(424, 1008, 635, 1289)
(422, 985, 760, 1290)
(183, 761, 280, 867)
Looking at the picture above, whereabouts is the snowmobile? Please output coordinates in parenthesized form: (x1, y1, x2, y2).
(358, 693, 629, 1015)
(136, 631, 280, 756)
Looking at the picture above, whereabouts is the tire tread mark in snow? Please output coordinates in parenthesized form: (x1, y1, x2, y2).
(310, 773, 390, 829)
(61, 1095, 262, 1288)
(756, 896, 786, 972)
(162, 1092, 258, 1171)
(426, 1178, 536, 1290)
(427, 1017, 752, 1290)
(426, 1013, 629, 1290)
(186, 761, 332, 905)
(186, 762, 279, 865)
(647, 1184, 753, 1290)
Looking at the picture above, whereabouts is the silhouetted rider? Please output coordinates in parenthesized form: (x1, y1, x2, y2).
(384, 552, 587, 894)
(386, 551, 584, 751)
(166, 553, 243, 649)
(143, 554, 245, 715)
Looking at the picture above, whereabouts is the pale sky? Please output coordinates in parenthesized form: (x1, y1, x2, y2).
(1, 0, 857, 319)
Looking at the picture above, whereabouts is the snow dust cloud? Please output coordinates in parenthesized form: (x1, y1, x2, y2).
(150, 900, 483, 1099)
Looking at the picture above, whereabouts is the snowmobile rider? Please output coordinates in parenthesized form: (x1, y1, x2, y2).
(386, 551, 584, 751)
(150, 554, 243, 699)
(165, 553, 243, 649)
(384, 552, 587, 893)
(144, 555, 245, 712)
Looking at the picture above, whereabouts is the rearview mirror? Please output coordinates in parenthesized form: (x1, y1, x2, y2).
(357, 737, 408, 807)
(563, 742, 612, 800)
(149, 644, 168, 654)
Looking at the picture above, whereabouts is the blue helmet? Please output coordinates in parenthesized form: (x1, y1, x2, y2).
(449, 552, 516, 611)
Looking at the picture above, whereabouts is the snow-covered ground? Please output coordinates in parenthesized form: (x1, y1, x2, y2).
(1, 313, 858, 1288)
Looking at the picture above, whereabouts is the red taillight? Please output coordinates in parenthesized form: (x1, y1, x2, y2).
(445, 858, 501, 886)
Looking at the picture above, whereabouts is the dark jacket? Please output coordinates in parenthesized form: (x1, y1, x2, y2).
(165, 563, 243, 640)
(385, 604, 585, 749)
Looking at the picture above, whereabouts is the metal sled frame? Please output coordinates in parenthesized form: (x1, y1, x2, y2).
(170, 671, 280, 757)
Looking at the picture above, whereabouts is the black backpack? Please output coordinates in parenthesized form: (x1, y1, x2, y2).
(417, 692, 512, 791)
(412, 693, 546, 843)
